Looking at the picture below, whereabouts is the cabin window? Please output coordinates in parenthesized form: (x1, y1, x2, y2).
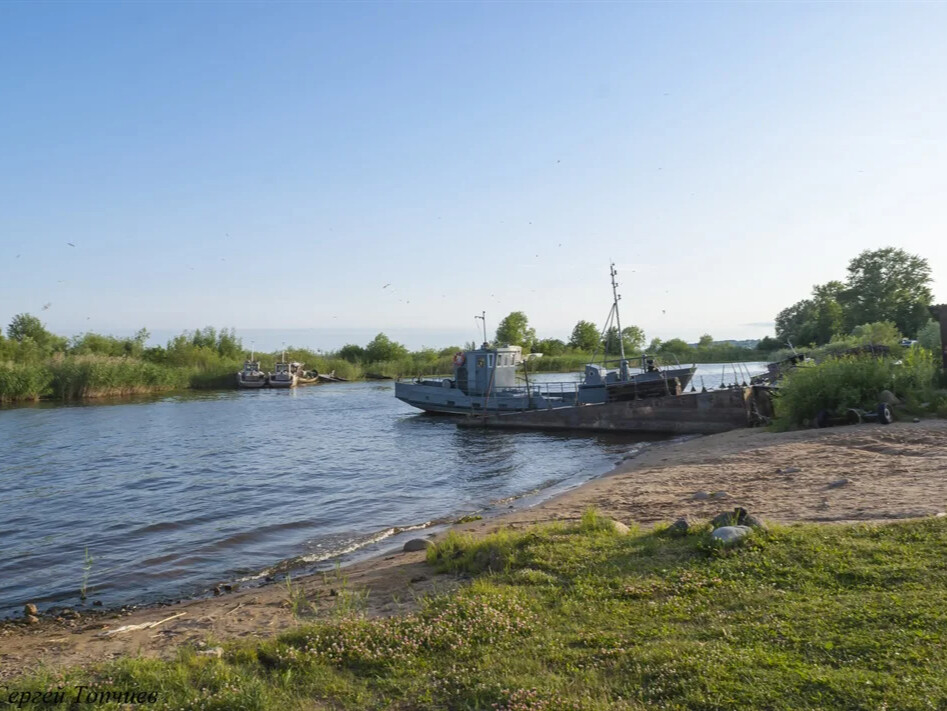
(487, 354, 494, 368)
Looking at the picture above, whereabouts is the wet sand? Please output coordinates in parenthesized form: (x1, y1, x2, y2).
(3, 419, 946, 680)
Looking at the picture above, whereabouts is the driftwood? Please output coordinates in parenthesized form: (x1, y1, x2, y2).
(96, 612, 186, 637)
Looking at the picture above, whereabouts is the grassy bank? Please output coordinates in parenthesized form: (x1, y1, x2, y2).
(16, 511, 947, 709)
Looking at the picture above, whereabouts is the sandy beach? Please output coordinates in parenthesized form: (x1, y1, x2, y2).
(3, 419, 946, 681)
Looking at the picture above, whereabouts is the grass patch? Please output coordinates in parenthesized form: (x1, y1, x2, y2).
(11, 515, 947, 709)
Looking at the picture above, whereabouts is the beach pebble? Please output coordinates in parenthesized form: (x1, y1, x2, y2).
(198, 646, 224, 658)
(403, 538, 432, 552)
(710, 491, 730, 499)
(23, 603, 37, 617)
(827, 478, 851, 489)
(692, 491, 711, 501)
(913, 417, 920, 423)
(935, 512, 946, 518)
(710, 525, 752, 544)
(25, 614, 40, 625)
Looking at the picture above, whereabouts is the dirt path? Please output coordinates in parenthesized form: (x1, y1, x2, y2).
(3, 420, 946, 680)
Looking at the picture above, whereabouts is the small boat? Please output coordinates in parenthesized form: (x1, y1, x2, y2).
(267, 356, 297, 388)
(236, 359, 267, 389)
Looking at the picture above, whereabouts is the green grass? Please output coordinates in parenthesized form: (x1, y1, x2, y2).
(13, 511, 947, 709)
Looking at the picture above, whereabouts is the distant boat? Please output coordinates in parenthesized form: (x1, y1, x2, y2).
(236, 359, 267, 389)
(267, 355, 297, 388)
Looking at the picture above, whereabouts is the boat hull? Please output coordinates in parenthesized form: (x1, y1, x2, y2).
(394, 381, 575, 415)
(267, 376, 297, 388)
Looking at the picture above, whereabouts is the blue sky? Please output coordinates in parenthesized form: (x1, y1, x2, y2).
(1, 2, 945, 350)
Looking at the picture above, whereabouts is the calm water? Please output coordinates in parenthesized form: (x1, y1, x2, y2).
(0, 363, 765, 616)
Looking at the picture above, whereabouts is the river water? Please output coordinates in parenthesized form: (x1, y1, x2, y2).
(0, 363, 766, 616)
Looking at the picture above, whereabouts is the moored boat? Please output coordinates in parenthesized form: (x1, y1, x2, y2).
(267, 359, 297, 388)
(236, 359, 267, 389)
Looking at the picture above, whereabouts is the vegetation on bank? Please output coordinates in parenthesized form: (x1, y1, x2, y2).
(772, 350, 947, 429)
(15, 511, 947, 709)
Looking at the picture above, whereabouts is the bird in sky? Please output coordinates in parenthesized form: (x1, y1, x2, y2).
(382, 283, 391, 289)
(67, 242, 76, 247)
(16, 254, 21, 258)
(42, 302, 51, 310)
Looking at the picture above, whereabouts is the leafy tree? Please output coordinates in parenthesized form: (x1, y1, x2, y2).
(775, 281, 845, 346)
(851, 321, 902, 346)
(495, 312, 536, 348)
(7, 313, 66, 353)
(604, 326, 646, 355)
(364, 333, 408, 362)
(917, 320, 942, 352)
(534, 338, 567, 356)
(757, 335, 783, 353)
(338, 344, 366, 363)
(647, 337, 663, 353)
(659, 338, 693, 359)
(569, 321, 600, 351)
(698, 334, 714, 348)
(841, 247, 933, 336)
(438, 346, 461, 357)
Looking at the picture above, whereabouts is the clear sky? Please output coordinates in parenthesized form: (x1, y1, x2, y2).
(1, 1, 945, 351)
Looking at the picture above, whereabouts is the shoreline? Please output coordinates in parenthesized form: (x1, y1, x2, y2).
(3, 419, 947, 679)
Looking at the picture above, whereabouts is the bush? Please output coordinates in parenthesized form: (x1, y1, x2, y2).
(773, 351, 939, 429)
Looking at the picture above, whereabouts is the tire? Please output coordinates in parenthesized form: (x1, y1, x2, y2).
(877, 402, 894, 425)
(815, 409, 831, 428)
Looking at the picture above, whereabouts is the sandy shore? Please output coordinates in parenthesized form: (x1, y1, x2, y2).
(3, 419, 946, 680)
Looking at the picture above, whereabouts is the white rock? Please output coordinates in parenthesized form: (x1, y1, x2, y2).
(710, 525, 752, 544)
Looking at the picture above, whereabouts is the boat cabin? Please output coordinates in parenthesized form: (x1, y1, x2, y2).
(454, 344, 523, 396)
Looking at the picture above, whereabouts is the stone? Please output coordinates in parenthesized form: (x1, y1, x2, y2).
(743, 514, 767, 530)
(710, 491, 730, 499)
(26, 614, 39, 625)
(692, 491, 711, 501)
(666, 517, 694, 536)
(827, 478, 851, 489)
(879, 390, 900, 406)
(23, 603, 37, 617)
(710, 525, 752, 544)
(913, 418, 921, 423)
(409, 575, 428, 583)
(935, 512, 946, 518)
(198, 646, 224, 658)
(403, 538, 432, 552)
(92, 600, 102, 607)
(609, 520, 630, 535)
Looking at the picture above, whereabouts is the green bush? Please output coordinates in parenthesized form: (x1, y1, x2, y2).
(0, 361, 53, 402)
(773, 351, 939, 429)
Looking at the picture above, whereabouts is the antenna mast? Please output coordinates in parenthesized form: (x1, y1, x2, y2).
(475, 311, 487, 345)
(610, 262, 625, 361)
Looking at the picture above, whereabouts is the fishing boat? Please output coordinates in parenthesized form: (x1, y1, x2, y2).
(236, 359, 267, 389)
(267, 357, 297, 388)
(395, 265, 696, 414)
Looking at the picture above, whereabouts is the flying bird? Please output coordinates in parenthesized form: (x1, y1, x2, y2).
(67, 242, 76, 247)
(42, 302, 51, 310)
(382, 283, 391, 289)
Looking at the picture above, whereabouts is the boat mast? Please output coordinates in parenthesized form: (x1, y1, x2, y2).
(610, 262, 625, 361)
(475, 310, 487, 345)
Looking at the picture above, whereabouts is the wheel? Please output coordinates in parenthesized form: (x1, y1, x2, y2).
(815, 409, 831, 428)
(846, 409, 862, 425)
(877, 402, 894, 425)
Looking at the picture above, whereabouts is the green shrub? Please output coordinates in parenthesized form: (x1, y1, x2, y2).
(773, 351, 939, 429)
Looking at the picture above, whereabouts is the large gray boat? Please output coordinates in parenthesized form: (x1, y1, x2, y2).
(395, 264, 696, 415)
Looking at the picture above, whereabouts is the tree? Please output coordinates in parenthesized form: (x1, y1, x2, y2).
(775, 281, 845, 347)
(647, 337, 663, 353)
(569, 320, 600, 351)
(840, 247, 933, 337)
(851, 321, 902, 346)
(534, 338, 566, 356)
(604, 326, 646, 355)
(7, 313, 66, 353)
(659, 338, 693, 359)
(917, 320, 942, 352)
(698, 334, 714, 348)
(495, 312, 536, 348)
(757, 335, 782, 353)
(338, 344, 366, 363)
(364, 333, 408, 362)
